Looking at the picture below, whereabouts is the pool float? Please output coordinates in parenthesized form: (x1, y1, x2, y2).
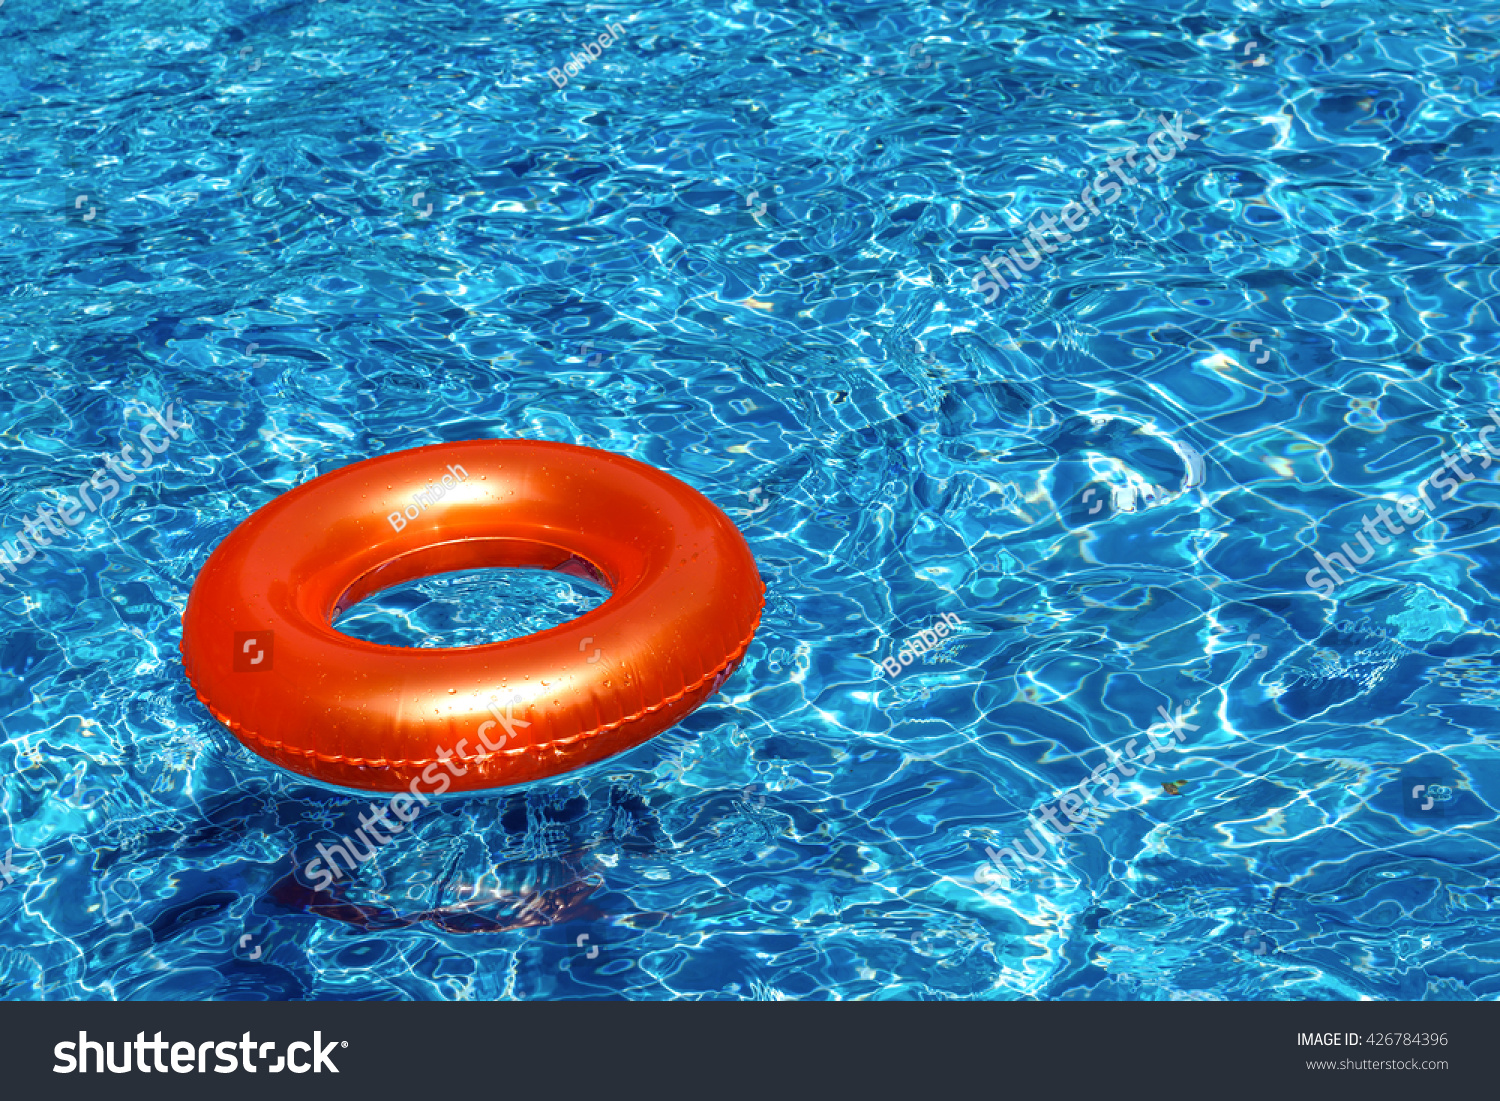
(180, 440, 764, 793)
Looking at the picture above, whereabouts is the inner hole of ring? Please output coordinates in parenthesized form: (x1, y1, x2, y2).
(332, 566, 611, 649)
(330, 537, 613, 617)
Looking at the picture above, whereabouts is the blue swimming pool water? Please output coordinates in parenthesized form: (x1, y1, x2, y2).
(3, 0, 1500, 1000)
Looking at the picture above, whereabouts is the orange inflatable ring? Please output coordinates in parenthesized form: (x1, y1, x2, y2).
(180, 440, 764, 793)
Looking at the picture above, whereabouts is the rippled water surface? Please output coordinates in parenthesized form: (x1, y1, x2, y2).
(3, 0, 1500, 1000)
